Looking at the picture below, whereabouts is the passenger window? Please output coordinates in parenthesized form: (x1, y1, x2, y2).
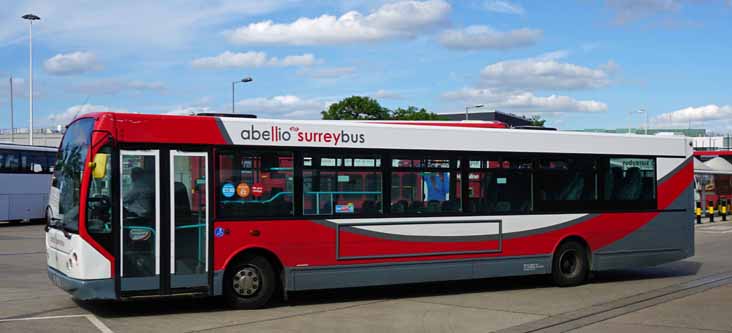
(217, 151, 294, 218)
(303, 155, 382, 216)
(391, 157, 461, 214)
(535, 158, 597, 203)
(602, 158, 656, 201)
(467, 158, 532, 213)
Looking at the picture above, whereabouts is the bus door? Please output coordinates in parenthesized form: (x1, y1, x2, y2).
(119, 150, 161, 292)
(119, 149, 210, 293)
(168, 150, 209, 290)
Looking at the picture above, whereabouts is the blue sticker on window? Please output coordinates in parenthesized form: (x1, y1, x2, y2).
(215, 227, 225, 238)
(221, 183, 235, 198)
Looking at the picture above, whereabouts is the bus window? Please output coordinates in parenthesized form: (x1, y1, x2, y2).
(467, 158, 532, 213)
(303, 155, 382, 216)
(602, 157, 656, 202)
(1, 150, 20, 173)
(217, 151, 294, 218)
(86, 146, 114, 252)
(391, 156, 460, 214)
(23, 152, 48, 173)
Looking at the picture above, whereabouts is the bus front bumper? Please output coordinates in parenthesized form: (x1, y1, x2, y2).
(48, 267, 116, 301)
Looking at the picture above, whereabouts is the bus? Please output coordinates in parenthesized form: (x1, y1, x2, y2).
(0, 143, 57, 223)
(46, 112, 694, 308)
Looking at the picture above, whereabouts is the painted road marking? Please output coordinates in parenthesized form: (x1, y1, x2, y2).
(0, 314, 113, 333)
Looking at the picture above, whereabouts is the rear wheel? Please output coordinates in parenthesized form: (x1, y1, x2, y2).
(552, 241, 589, 287)
(224, 256, 276, 309)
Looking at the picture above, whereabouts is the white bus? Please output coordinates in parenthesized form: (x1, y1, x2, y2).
(0, 143, 57, 223)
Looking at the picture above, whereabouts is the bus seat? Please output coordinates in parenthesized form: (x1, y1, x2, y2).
(619, 167, 642, 200)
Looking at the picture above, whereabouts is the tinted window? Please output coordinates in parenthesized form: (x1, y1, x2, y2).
(601, 157, 656, 202)
(467, 158, 532, 213)
(303, 154, 382, 216)
(391, 156, 461, 214)
(217, 151, 294, 218)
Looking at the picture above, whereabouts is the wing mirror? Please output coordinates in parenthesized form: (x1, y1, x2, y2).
(89, 153, 109, 179)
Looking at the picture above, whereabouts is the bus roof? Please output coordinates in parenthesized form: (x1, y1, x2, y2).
(82, 112, 691, 158)
(0, 142, 57, 152)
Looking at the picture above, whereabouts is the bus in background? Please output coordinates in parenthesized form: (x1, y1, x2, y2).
(46, 113, 693, 308)
(0, 143, 57, 223)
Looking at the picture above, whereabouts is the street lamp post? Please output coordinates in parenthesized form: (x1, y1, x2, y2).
(231, 76, 253, 114)
(465, 104, 484, 120)
(22, 14, 40, 145)
(628, 109, 648, 135)
(638, 108, 648, 135)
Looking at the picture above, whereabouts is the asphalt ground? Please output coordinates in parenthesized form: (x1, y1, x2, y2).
(1, 221, 731, 333)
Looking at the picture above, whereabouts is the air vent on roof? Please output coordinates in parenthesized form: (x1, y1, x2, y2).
(197, 113, 257, 119)
(513, 126, 557, 131)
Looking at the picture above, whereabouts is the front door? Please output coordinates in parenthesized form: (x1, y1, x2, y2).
(119, 149, 210, 293)
(120, 150, 160, 291)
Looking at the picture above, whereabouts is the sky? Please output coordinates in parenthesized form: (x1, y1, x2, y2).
(0, 0, 730, 131)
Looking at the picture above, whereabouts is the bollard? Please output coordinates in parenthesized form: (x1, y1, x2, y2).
(708, 200, 715, 223)
(723, 200, 728, 222)
(696, 202, 703, 224)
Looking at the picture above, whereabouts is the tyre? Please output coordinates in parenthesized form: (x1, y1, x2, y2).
(224, 256, 276, 309)
(551, 240, 589, 287)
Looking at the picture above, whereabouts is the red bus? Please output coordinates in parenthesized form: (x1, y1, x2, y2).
(46, 113, 694, 308)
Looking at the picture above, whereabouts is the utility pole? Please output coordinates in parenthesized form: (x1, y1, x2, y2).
(9, 76, 14, 142)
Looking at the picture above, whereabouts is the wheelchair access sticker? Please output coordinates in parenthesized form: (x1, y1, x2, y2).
(215, 227, 225, 238)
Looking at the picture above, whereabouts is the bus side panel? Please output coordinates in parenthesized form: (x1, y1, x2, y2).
(592, 157, 694, 271)
(0, 195, 8, 221)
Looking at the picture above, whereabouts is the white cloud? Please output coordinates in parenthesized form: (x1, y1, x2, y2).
(479, 56, 613, 90)
(371, 89, 403, 99)
(191, 51, 318, 69)
(44, 51, 103, 75)
(71, 79, 165, 95)
(0, 1, 292, 49)
(484, 1, 525, 15)
(48, 104, 128, 125)
(227, 0, 451, 45)
(296, 66, 356, 79)
(438, 25, 541, 50)
(443, 88, 608, 113)
(236, 95, 329, 119)
(653, 104, 732, 127)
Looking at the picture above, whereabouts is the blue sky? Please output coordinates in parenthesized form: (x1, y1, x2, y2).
(0, 0, 730, 131)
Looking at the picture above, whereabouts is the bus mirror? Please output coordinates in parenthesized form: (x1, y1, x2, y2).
(91, 153, 109, 179)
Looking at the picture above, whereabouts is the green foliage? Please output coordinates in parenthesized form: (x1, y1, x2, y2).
(321, 96, 390, 120)
(322, 96, 445, 121)
(528, 115, 546, 127)
(391, 106, 447, 120)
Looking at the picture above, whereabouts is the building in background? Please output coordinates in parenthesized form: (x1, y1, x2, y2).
(440, 110, 532, 127)
(0, 128, 63, 147)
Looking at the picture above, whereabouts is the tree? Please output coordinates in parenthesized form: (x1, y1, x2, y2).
(391, 106, 446, 120)
(321, 96, 390, 120)
(528, 115, 546, 127)
(321, 96, 445, 121)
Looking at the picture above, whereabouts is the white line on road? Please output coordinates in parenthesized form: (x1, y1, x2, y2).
(0, 314, 113, 333)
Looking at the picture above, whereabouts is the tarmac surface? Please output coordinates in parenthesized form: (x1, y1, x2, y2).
(1, 221, 731, 332)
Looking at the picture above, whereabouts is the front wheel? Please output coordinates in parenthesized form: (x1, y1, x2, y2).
(552, 241, 589, 287)
(224, 256, 276, 309)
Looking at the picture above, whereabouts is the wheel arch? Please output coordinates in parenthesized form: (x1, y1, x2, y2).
(222, 246, 286, 292)
(551, 235, 592, 272)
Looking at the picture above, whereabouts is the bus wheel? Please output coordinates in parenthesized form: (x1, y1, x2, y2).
(224, 256, 276, 309)
(551, 241, 589, 287)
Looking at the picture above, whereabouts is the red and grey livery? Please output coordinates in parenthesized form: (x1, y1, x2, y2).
(46, 112, 694, 306)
